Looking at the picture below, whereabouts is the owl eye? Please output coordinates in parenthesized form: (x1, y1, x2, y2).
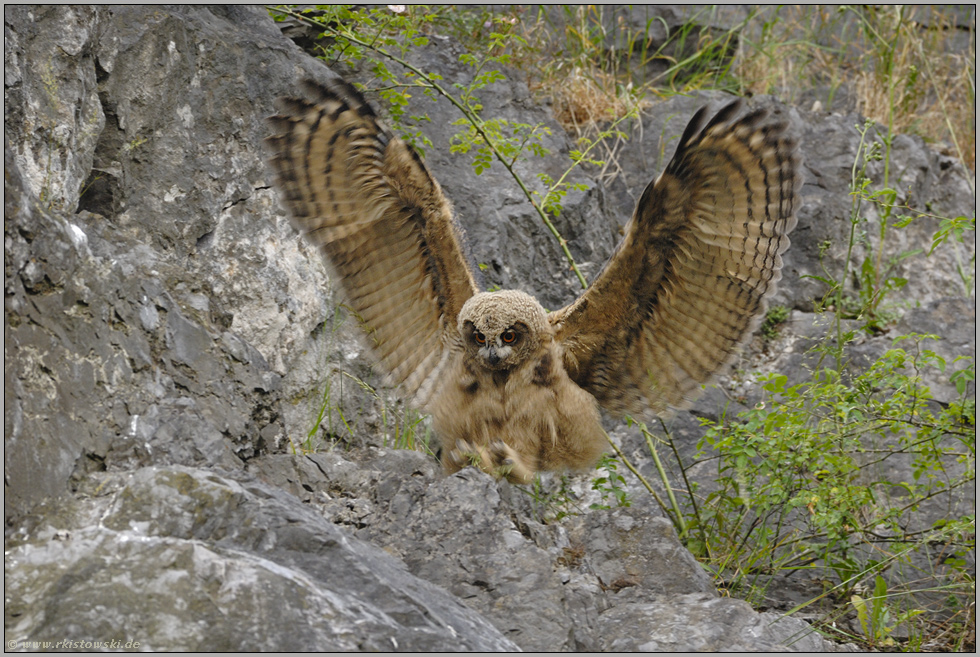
(474, 331, 486, 345)
(501, 329, 517, 344)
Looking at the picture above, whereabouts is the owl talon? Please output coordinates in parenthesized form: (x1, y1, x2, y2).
(446, 440, 481, 471)
(442, 439, 533, 485)
(488, 440, 534, 484)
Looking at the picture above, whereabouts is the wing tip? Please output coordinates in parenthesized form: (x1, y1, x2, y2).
(560, 95, 803, 420)
(301, 77, 375, 115)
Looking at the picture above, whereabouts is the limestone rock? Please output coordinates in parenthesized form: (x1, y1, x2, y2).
(5, 466, 518, 651)
(5, 4, 970, 653)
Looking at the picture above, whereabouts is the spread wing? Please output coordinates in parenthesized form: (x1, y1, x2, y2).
(550, 99, 800, 417)
(266, 78, 479, 409)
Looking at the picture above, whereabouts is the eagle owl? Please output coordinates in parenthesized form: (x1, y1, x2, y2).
(266, 77, 800, 483)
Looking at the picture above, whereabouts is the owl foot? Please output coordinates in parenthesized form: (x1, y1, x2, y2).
(446, 440, 534, 485)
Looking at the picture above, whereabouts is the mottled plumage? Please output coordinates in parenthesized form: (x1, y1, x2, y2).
(266, 77, 800, 483)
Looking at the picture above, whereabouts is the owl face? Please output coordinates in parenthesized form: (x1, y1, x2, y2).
(458, 291, 550, 371)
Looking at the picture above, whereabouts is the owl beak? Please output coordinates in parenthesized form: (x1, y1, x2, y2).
(486, 346, 501, 366)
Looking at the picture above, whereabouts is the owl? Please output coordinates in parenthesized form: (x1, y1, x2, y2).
(266, 77, 800, 483)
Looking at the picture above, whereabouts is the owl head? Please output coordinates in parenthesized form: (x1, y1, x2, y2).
(458, 290, 551, 370)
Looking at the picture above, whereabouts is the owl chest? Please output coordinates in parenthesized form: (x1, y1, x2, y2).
(472, 373, 552, 421)
(432, 356, 563, 442)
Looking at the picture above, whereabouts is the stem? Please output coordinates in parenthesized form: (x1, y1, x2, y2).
(603, 430, 682, 533)
(640, 423, 685, 537)
(543, 105, 639, 209)
(836, 119, 874, 365)
(660, 418, 711, 558)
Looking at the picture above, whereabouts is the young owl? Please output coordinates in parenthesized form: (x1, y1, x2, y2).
(266, 77, 800, 483)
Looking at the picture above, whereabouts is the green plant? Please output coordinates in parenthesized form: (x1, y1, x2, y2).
(894, 207, 976, 297)
(804, 119, 921, 336)
(735, 6, 975, 173)
(633, 332, 975, 649)
(294, 303, 433, 456)
(590, 454, 631, 510)
(850, 575, 926, 649)
(340, 370, 434, 456)
(650, 7, 751, 93)
(294, 307, 355, 454)
(760, 305, 790, 342)
(521, 473, 580, 523)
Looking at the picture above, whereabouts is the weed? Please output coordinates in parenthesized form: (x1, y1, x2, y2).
(521, 473, 581, 523)
(735, 6, 975, 172)
(804, 118, 923, 336)
(610, 333, 976, 650)
(760, 306, 790, 342)
(851, 575, 927, 649)
(897, 206, 976, 297)
(590, 454, 631, 510)
(339, 370, 434, 456)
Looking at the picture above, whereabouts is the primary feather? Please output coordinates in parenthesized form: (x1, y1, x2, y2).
(266, 77, 479, 409)
(551, 98, 801, 417)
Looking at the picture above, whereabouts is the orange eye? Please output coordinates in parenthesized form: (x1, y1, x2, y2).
(474, 331, 486, 345)
(501, 330, 517, 344)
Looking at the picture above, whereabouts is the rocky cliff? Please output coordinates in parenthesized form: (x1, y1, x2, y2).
(5, 5, 973, 651)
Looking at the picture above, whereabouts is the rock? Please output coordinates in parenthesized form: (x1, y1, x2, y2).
(4, 4, 970, 653)
(248, 450, 844, 652)
(3, 5, 355, 519)
(565, 495, 714, 595)
(5, 466, 518, 651)
(597, 593, 816, 652)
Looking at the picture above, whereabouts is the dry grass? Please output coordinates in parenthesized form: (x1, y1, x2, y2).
(498, 6, 650, 138)
(477, 5, 974, 172)
(735, 5, 975, 171)
(539, 66, 638, 134)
